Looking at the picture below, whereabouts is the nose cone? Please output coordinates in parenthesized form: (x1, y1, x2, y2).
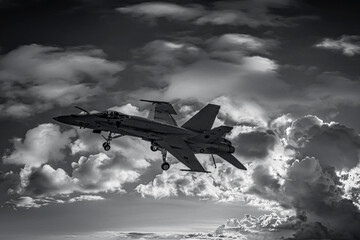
(53, 115, 77, 126)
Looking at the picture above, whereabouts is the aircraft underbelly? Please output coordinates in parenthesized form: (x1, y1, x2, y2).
(188, 142, 235, 154)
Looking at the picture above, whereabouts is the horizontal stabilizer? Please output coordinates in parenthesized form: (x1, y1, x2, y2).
(182, 104, 220, 132)
(189, 126, 233, 143)
(217, 153, 247, 170)
(180, 169, 211, 173)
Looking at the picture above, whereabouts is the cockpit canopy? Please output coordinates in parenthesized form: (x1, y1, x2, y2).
(97, 111, 129, 119)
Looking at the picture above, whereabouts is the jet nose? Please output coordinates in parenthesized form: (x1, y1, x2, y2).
(53, 115, 76, 125)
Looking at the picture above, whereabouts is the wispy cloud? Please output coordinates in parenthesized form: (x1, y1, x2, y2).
(117, 0, 311, 28)
(315, 35, 360, 56)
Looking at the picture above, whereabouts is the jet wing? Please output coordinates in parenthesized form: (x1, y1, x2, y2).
(156, 139, 209, 173)
(217, 153, 247, 170)
(140, 99, 178, 126)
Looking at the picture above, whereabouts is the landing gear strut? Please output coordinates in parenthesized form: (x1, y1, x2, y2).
(160, 149, 170, 171)
(101, 132, 122, 151)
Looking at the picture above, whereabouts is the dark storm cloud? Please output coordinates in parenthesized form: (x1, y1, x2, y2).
(0, 44, 124, 118)
(117, 0, 310, 28)
(287, 115, 360, 170)
(234, 130, 278, 159)
(246, 164, 289, 207)
(315, 35, 360, 56)
(283, 157, 360, 239)
(300, 123, 360, 171)
(0, 171, 21, 203)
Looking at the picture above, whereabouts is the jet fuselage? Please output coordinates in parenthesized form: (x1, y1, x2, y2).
(53, 111, 235, 155)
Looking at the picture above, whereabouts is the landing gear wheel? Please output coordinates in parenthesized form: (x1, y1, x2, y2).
(150, 145, 158, 152)
(103, 142, 111, 151)
(161, 162, 170, 171)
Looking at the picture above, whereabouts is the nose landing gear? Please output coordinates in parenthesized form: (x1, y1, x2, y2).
(101, 132, 122, 151)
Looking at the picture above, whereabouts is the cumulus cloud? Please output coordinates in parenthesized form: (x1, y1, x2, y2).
(134, 113, 360, 238)
(282, 157, 360, 238)
(286, 115, 360, 170)
(136, 161, 249, 201)
(1, 115, 157, 207)
(233, 130, 278, 159)
(3, 153, 140, 208)
(117, 0, 307, 28)
(0, 44, 124, 118)
(2, 123, 75, 167)
(72, 153, 140, 193)
(315, 35, 360, 56)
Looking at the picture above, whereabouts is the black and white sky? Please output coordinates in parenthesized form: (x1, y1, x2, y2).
(1, 1, 360, 239)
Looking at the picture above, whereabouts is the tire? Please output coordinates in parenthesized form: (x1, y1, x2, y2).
(103, 143, 111, 151)
(150, 145, 158, 152)
(161, 162, 170, 171)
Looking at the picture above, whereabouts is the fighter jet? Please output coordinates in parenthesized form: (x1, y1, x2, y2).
(53, 100, 247, 172)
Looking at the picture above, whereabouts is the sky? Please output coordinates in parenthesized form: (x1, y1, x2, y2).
(1, 0, 360, 239)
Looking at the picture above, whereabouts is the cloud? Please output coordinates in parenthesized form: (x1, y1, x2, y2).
(117, 2, 203, 21)
(286, 115, 360, 170)
(117, 0, 308, 28)
(0, 44, 124, 118)
(108, 103, 148, 118)
(7, 194, 105, 209)
(9, 196, 42, 209)
(136, 161, 249, 201)
(207, 33, 278, 61)
(0, 171, 21, 203)
(283, 157, 360, 238)
(233, 130, 278, 159)
(72, 153, 140, 193)
(287, 221, 355, 240)
(215, 211, 302, 235)
(67, 195, 104, 203)
(2, 123, 75, 167)
(315, 35, 360, 56)
(2, 153, 140, 208)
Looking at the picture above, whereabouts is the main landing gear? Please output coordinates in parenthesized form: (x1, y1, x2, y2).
(151, 144, 170, 171)
(102, 132, 122, 151)
(160, 149, 170, 171)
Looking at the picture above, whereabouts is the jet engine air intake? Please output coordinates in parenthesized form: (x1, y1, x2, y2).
(209, 144, 235, 153)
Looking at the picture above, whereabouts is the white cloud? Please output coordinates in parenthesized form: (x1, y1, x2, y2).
(9, 196, 42, 209)
(136, 160, 250, 201)
(0, 44, 124, 118)
(208, 34, 278, 54)
(117, 0, 301, 28)
(108, 103, 148, 117)
(117, 2, 203, 21)
(2, 123, 75, 167)
(72, 153, 140, 193)
(315, 35, 360, 56)
(67, 195, 104, 203)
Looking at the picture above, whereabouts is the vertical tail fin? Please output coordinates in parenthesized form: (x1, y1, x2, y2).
(182, 104, 220, 132)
